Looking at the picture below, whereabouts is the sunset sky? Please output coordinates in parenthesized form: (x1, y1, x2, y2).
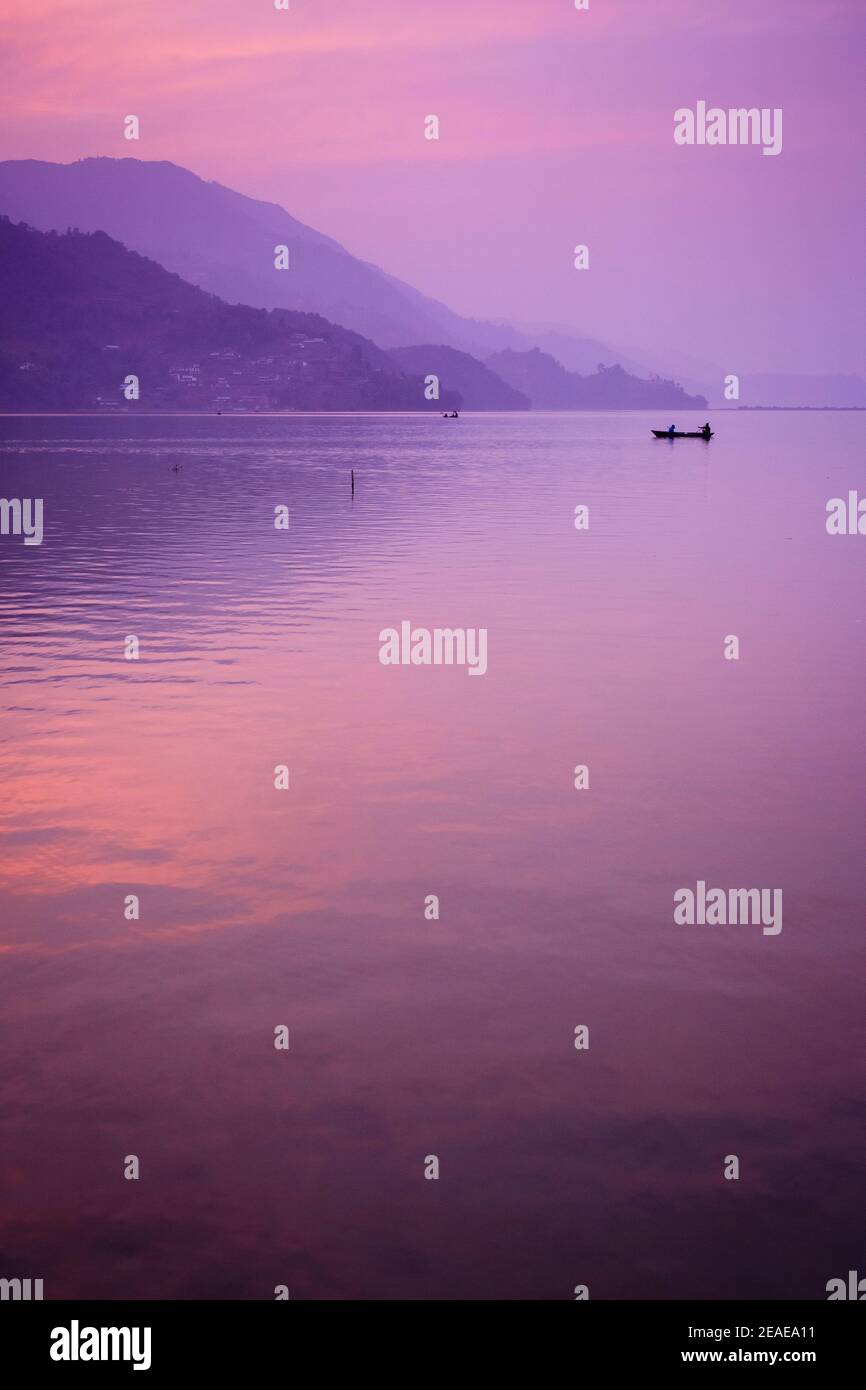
(1, 0, 863, 377)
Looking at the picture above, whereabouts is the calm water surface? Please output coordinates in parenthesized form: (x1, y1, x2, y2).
(0, 411, 864, 1299)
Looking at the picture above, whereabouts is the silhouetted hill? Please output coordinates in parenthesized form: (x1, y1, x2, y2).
(487, 348, 708, 410)
(388, 345, 529, 410)
(488, 349, 576, 409)
(0, 217, 461, 412)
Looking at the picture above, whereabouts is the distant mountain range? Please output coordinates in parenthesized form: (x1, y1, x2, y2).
(735, 374, 866, 409)
(391, 343, 704, 410)
(488, 348, 706, 410)
(0, 157, 552, 359)
(0, 157, 860, 411)
(0, 217, 461, 412)
(0, 214, 704, 413)
(0, 157, 689, 397)
(388, 346, 530, 411)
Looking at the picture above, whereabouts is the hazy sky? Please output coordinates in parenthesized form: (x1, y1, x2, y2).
(1, 0, 864, 376)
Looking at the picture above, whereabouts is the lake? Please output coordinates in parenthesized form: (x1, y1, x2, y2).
(1, 410, 864, 1299)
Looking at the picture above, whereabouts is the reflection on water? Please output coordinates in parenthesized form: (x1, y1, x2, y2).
(0, 411, 864, 1299)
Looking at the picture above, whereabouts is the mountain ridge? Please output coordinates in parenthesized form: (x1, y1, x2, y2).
(0, 215, 462, 412)
(1, 158, 863, 408)
(488, 348, 708, 411)
(0, 157, 658, 377)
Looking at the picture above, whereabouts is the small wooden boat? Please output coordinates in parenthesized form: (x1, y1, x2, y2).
(652, 429, 713, 439)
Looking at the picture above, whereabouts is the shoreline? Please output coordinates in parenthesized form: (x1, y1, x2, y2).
(1, 406, 863, 419)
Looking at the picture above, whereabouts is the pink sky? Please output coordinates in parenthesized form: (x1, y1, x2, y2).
(1, 0, 864, 375)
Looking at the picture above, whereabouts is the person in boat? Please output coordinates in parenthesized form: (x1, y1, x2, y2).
(700, 422, 712, 439)
(667, 423, 676, 437)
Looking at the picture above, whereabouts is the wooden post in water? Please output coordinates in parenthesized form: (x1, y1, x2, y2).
(351, 469, 355, 495)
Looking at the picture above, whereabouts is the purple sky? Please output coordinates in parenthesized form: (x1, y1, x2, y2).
(1, 0, 864, 375)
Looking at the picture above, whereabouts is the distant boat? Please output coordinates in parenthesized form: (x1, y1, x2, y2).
(652, 429, 713, 439)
